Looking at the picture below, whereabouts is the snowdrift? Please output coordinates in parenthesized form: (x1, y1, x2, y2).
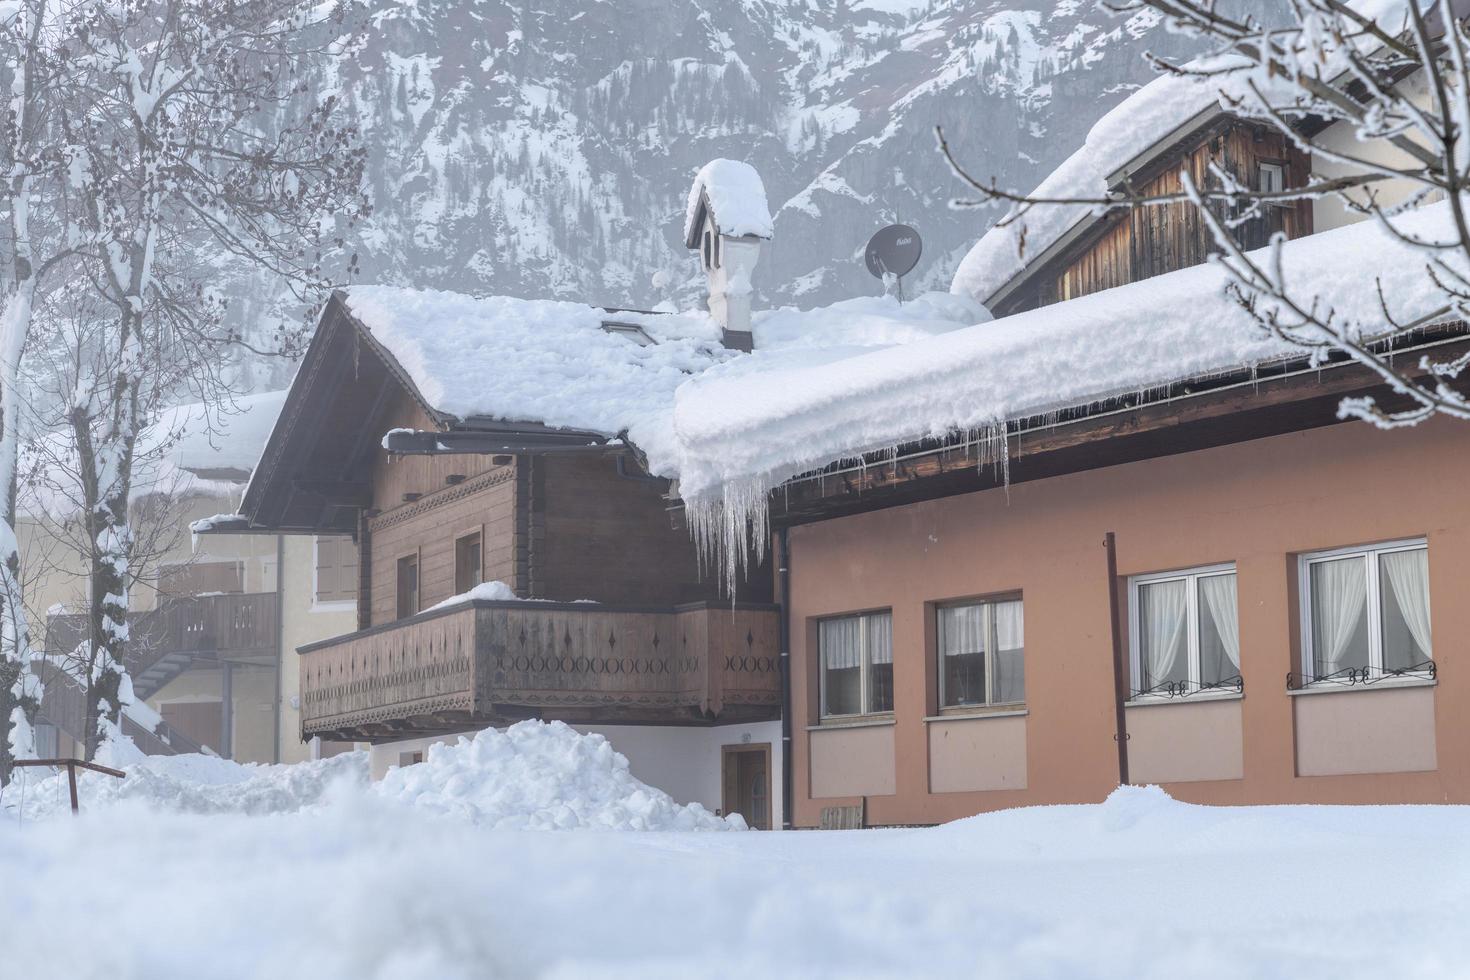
(2, 720, 740, 831)
(378, 721, 739, 830)
(3, 751, 369, 821)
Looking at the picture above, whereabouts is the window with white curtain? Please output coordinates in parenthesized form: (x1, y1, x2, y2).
(819, 611, 893, 718)
(937, 597, 1024, 708)
(1128, 564, 1240, 698)
(1300, 540, 1431, 684)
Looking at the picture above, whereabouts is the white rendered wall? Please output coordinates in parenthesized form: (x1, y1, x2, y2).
(368, 720, 785, 827)
(574, 720, 783, 823)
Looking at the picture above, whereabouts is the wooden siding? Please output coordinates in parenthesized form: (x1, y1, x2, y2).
(537, 454, 771, 604)
(370, 391, 497, 506)
(1050, 122, 1312, 305)
(368, 466, 516, 626)
(297, 601, 782, 739)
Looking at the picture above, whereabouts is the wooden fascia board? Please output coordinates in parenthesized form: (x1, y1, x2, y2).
(238, 294, 346, 524)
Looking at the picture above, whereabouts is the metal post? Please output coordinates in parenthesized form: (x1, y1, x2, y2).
(66, 761, 78, 814)
(1105, 532, 1130, 785)
(220, 661, 234, 759)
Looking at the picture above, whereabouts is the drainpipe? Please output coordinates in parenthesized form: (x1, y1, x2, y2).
(273, 534, 284, 764)
(778, 527, 793, 831)
(1104, 531, 1130, 785)
(220, 660, 234, 760)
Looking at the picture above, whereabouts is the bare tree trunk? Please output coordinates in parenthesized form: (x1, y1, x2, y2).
(72, 329, 141, 761)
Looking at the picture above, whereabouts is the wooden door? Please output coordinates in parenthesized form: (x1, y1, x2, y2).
(721, 744, 771, 830)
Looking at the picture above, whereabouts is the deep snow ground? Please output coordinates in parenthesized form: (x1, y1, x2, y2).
(6, 786, 1470, 979)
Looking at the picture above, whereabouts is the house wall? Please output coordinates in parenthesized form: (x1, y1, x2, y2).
(1312, 71, 1436, 233)
(278, 534, 358, 763)
(365, 392, 516, 624)
(786, 416, 1470, 827)
(537, 454, 754, 604)
(367, 469, 517, 624)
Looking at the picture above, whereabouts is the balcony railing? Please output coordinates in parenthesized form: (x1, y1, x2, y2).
(45, 592, 280, 700)
(297, 600, 781, 741)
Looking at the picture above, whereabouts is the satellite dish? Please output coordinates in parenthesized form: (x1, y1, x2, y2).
(865, 224, 922, 280)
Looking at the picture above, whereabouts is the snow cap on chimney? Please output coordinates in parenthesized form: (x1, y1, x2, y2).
(684, 159, 772, 351)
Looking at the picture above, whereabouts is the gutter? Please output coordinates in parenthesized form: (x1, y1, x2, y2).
(772, 330, 1470, 495)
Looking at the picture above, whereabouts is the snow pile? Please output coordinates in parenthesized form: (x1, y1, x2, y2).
(376, 721, 741, 831)
(950, 0, 1418, 304)
(3, 751, 368, 821)
(2, 721, 732, 831)
(422, 581, 596, 612)
(7, 784, 1470, 978)
(684, 158, 773, 242)
(422, 579, 519, 611)
(673, 201, 1465, 517)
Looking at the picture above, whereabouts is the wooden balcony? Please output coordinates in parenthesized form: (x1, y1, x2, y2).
(297, 600, 782, 741)
(46, 593, 280, 700)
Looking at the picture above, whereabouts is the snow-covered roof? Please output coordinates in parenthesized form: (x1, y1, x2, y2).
(142, 389, 289, 476)
(675, 200, 1460, 509)
(339, 287, 733, 468)
(20, 390, 287, 520)
(336, 286, 982, 480)
(683, 159, 774, 247)
(949, 0, 1417, 306)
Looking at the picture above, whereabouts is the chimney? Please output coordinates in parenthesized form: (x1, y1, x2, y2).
(684, 159, 772, 352)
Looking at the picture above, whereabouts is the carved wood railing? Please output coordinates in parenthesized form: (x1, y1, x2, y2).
(297, 600, 781, 737)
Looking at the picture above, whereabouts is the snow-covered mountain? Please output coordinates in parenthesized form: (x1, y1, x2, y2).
(239, 0, 1279, 387)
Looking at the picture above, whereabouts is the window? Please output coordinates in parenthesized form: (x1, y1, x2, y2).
(314, 536, 359, 605)
(1129, 564, 1240, 699)
(819, 611, 893, 718)
(1258, 161, 1285, 195)
(937, 597, 1024, 708)
(455, 532, 482, 594)
(1300, 540, 1431, 684)
(396, 554, 419, 619)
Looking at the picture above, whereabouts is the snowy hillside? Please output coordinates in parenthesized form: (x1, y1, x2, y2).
(227, 0, 1284, 389)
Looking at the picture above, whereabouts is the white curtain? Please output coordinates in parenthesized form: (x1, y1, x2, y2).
(1199, 574, 1240, 670)
(1140, 580, 1188, 686)
(1312, 557, 1368, 675)
(867, 612, 893, 666)
(820, 617, 862, 670)
(1381, 550, 1432, 660)
(938, 605, 986, 658)
(995, 601, 1024, 651)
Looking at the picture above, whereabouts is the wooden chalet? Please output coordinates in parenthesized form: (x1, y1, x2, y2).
(220, 291, 780, 781)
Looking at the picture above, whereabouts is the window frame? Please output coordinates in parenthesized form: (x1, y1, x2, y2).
(395, 550, 420, 620)
(1127, 562, 1240, 701)
(817, 609, 893, 721)
(454, 527, 484, 595)
(312, 535, 359, 611)
(1297, 537, 1432, 686)
(935, 593, 1025, 711)
(1258, 160, 1286, 197)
